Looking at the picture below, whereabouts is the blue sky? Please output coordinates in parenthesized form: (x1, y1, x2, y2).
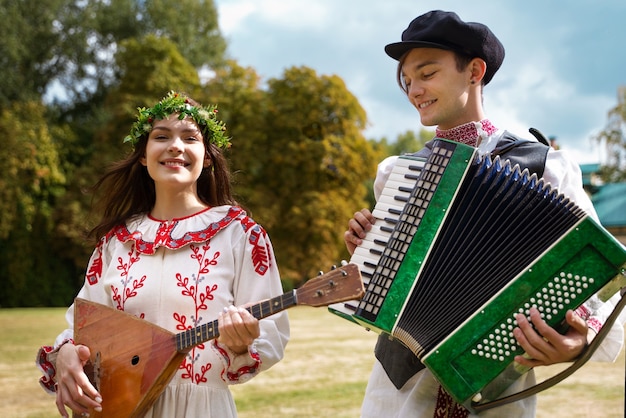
(214, 0, 626, 164)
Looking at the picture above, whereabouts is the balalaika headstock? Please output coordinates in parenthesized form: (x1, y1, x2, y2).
(295, 263, 364, 307)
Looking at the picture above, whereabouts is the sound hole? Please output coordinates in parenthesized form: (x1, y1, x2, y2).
(131, 355, 140, 366)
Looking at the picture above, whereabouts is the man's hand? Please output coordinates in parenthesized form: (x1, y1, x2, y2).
(344, 208, 376, 255)
(513, 308, 588, 368)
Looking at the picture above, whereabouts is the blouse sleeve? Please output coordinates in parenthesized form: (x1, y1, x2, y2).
(214, 219, 290, 385)
(35, 235, 115, 393)
(543, 148, 624, 362)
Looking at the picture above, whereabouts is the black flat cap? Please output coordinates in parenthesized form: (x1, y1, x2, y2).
(384, 10, 505, 85)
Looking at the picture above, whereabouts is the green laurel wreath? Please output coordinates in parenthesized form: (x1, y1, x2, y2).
(123, 91, 230, 149)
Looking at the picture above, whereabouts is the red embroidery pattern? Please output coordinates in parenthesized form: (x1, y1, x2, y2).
(576, 304, 603, 334)
(114, 206, 244, 255)
(36, 345, 58, 392)
(436, 119, 498, 146)
(239, 216, 271, 276)
(175, 242, 220, 384)
(111, 243, 146, 311)
(434, 385, 469, 418)
(86, 241, 104, 285)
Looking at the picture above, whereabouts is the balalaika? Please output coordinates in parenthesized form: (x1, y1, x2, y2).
(329, 138, 626, 411)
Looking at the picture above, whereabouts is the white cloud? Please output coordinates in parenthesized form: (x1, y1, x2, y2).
(218, 0, 332, 32)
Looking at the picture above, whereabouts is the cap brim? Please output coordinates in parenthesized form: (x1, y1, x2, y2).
(384, 41, 454, 60)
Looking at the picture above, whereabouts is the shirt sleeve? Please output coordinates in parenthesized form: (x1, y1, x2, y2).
(373, 155, 400, 201)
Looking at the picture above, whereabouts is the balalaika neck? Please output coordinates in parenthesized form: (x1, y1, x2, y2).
(174, 289, 297, 352)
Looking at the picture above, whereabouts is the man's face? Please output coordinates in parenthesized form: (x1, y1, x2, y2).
(400, 48, 478, 130)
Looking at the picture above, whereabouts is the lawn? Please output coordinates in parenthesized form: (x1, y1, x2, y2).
(1, 306, 623, 417)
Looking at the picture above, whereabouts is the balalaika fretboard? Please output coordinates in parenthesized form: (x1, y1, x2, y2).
(329, 139, 626, 409)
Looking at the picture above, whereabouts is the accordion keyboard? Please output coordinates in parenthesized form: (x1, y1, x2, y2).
(330, 155, 425, 317)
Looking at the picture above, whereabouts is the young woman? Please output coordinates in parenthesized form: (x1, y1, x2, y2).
(37, 92, 290, 418)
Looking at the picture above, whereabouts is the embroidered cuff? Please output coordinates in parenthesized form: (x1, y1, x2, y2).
(36, 339, 74, 394)
(212, 339, 261, 384)
(574, 305, 603, 334)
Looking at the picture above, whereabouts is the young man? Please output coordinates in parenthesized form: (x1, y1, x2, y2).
(344, 10, 624, 418)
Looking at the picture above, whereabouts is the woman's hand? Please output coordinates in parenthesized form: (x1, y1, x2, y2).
(218, 306, 261, 355)
(513, 308, 588, 368)
(344, 208, 376, 255)
(54, 343, 102, 417)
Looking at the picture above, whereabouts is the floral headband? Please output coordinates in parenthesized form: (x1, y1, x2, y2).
(123, 91, 230, 149)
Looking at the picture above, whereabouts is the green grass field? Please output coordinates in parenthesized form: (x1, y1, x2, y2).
(1, 306, 623, 417)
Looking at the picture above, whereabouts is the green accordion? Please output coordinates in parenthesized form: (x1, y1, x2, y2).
(329, 138, 626, 410)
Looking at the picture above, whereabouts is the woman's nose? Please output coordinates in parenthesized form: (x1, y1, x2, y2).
(168, 137, 184, 153)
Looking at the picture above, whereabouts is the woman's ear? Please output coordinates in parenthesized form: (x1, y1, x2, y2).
(204, 157, 211, 168)
(140, 155, 147, 166)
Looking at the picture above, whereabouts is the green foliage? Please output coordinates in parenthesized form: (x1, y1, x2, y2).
(0, 0, 68, 107)
(123, 90, 229, 149)
(144, 0, 226, 69)
(0, 101, 66, 238)
(250, 67, 379, 285)
(94, 34, 202, 167)
(387, 129, 433, 156)
(0, 101, 80, 307)
(594, 86, 626, 182)
(201, 61, 269, 208)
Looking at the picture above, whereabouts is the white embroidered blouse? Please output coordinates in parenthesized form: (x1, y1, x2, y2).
(37, 205, 290, 418)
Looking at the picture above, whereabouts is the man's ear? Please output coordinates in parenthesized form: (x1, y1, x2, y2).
(469, 58, 488, 85)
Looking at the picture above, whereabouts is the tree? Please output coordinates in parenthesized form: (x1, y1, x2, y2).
(49, 0, 225, 104)
(144, 0, 226, 69)
(0, 0, 68, 108)
(202, 60, 270, 210)
(0, 101, 75, 307)
(252, 66, 379, 286)
(594, 86, 626, 182)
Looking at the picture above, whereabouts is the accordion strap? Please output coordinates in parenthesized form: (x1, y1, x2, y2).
(471, 290, 626, 413)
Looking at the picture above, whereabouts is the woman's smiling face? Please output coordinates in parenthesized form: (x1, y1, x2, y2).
(140, 114, 209, 192)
